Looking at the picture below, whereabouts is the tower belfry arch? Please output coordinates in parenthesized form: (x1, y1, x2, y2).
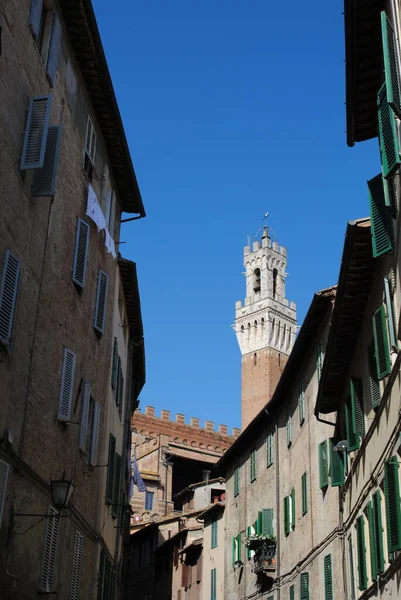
(235, 220, 297, 428)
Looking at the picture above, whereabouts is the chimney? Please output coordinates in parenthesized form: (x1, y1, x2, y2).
(202, 470, 211, 484)
(190, 417, 200, 427)
(176, 414, 185, 424)
(205, 421, 214, 432)
(232, 428, 241, 437)
(218, 424, 228, 435)
(161, 410, 170, 421)
(145, 406, 155, 417)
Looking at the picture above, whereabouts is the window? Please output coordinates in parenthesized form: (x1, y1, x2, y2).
(234, 467, 240, 497)
(319, 440, 329, 489)
(0, 460, 9, 527)
(106, 435, 116, 504)
(232, 533, 241, 564)
(345, 396, 360, 452)
(78, 383, 91, 453)
(145, 491, 154, 511)
(266, 431, 274, 467)
(40, 506, 59, 592)
(284, 490, 295, 535)
(301, 472, 307, 516)
(373, 305, 391, 379)
(367, 342, 381, 408)
(368, 174, 393, 257)
(316, 343, 324, 383)
(259, 508, 274, 536)
(211, 518, 218, 548)
(72, 219, 90, 289)
(323, 554, 333, 600)
(272, 268, 278, 298)
(210, 568, 216, 600)
(94, 270, 109, 335)
(350, 378, 365, 437)
(300, 572, 309, 600)
(99, 550, 115, 600)
(111, 453, 122, 518)
(111, 338, 118, 389)
(330, 438, 345, 487)
(384, 456, 401, 552)
(348, 535, 356, 600)
(384, 276, 397, 351)
(250, 450, 256, 482)
(70, 531, 83, 600)
(30, 123, 62, 196)
(286, 414, 292, 447)
(367, 497, 384, 580)
(0, 250, 21, 348)
(289, 585, 295, 600)
(298, 381, 305, 425)
(58, 347, 76, 421)
(378, 81, 400, 177)
(355, 516, 367, 590)
(29, 2, 62, 87)
(85, 115, 97, 166)
(253, 268, 261, 293)
(382, 10, 401, 117)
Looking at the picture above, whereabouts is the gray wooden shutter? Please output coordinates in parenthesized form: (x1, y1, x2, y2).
(0, 250, 20, 347)
(90, 401, 100, 467)
(72, 218, 90, 289)
(70, 531, 83, 600)
(46, 13, 62, 87)
(0, 460, 9, 527)
(40, 506, 59, 592)
(58, 348, 76, 421)
(20, 96, 52, 170)
(261, 508, 274, 536)
(78, 383, 91, 452)
(29, 0, 44, 40)
(94, 270, 108, 334)
(32, 125, 62, 196)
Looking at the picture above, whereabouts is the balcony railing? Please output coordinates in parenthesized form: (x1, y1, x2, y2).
(253, 543, 277, 573)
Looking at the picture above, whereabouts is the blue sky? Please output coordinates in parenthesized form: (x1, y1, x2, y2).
(93, 0, 378, 431)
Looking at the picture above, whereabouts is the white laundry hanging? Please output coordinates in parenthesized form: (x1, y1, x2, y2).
(86, 183, 106, 232)
(105, 228, 116, 259)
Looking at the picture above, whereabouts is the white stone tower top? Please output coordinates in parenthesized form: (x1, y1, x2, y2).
(235, 225, 297, 356)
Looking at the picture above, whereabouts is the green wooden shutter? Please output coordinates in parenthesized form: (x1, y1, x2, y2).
(348, 535, 356, 600)
(368, 175, 393, 258)
(289, 585, 295, 600)
(367, 342, 381, 408)
(324, 554, 333, 600)
(373, 305, 392, 379)
(211, 568, 216, 600)
(112, 453, 122, 517)
(29, 0, 44, 40)
(211, 519, 217, 548)
(234, 467, 239, 497)
(232, 537, 236, 564)
(254, 519, 259, 535)
(266, 431, 274, 466)
(246, 526, 251, 559)
(384, 456, 401, 552)
(300, 572, 309, 600)
(355, 516, 367, 591)
(291, 488, 295, 530)
(46, 13, 62, 87)
(32, 125, 62, 196)
(250, 450, 256, 482)
(378, 82, 401, 178)
(284, 496, 290, 535)
(350, 378, 365, 437)
(381, 11, 401, 118)
(237, 533, 241, 561)
(116, 356, 122, 406)
(111, 338, 118, 389)
(319, 441, 329, 488)
(261, 508, 274, 536)
(72, 218, 90, 289)
(20, 96, 52, 170)
(299, 381, 305, 425)
(106, 435, 116, 504)
(367, 501, 378, 581)
(330, 438, 345, 486)
(58, 348, 76, 421)
(0, 250, 21, 347)
(345, 397, 359, 452)
(372, 491, 385, 574)
(302, 472, 307, 515)
(94, 270, 109, 334)
(384, 276, 397, 351)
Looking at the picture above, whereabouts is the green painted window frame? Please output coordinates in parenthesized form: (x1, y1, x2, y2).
(384, 456, 401, 553)
(350, 378, 365, 437)
(384, 276, 398, 352)
(250, 450, 256, 482)
(291, 488, 295, 531)
(301, 472, 307, 516)
(373, 305, 392, 380)
(211, 568, 216, 600)
(378, 82, 401, 178)
(211, 518, 218, 549)
(319, 440, 329, 489)
(367, 342, 381, 409)
(330, 438, 345, 487)
(300, 572, 309, 600)
(266, 431, 274, 467)
(355, 515, 368, 591)
(372, 491, 385, 575)
(381, 11, 401, 118)
(284, 495, 290, 536)
(368, 174, 393, 257)
(324, 554, 333, 600)
(234, 467, 240, 497)
(345, 397, 360, 452)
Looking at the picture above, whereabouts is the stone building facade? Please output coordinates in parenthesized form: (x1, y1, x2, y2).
(0, 1, 145, 598)
(235, 227, 297, 428)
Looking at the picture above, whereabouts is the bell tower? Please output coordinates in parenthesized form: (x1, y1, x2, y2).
(235, 224, 297, 428)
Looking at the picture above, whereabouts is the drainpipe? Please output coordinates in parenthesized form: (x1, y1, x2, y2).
(264, 408, 280, 600)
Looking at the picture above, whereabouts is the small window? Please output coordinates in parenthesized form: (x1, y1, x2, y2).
(266, 431, 274, 467)
(145, 491, 154, 511)
(319, 440, 329, 489)
(234, 467, 240, 497)
(272, 268, 278, 298)
(250, 450, 257, 482)
(298, 382, 305, 425)
(301, 472, 307, 515)
(211, 518, 218, 548)
(286, 414, 292, 447)
(253, 268, 261, 293)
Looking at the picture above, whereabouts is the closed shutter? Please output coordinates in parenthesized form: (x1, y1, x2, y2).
(367, 342, 381, 408)
(261, 508, 274, 536)
(384, 276, 397, 351)
(20, 96, 52, 170)
(234, 467, 239, 497)
(46, 13, 62, 87)
(40, 506, 59, 592)
(373, 305, 392, 379)
(90, 401, 100, 466)
(378, 82, 401, 177)
(355, 516, 367, 590)
(78, 383, 91, 452)
(72, 219, 90, 288)
(94, 270, 109, 334)
(324, 554, 333, 600)
(211, 568, 216, 600)
(111, 338, 118, 389)
(381, 12, 401, 117)
(70, 530, 83, 600)
(211, 519, 217, 548)
(319, 440, 329, 488)
(302, 472, 307, 515)
(290, 585, 295, 600)
(0, 460, 9, 527)
(106, 435, 116, 504)
(330, 438, 345, 486)
(300, 572, 309, 600)
(85, 116, 97, 164)
(372, 491, 385, 575)
(299, 381, 305, 424)
(345, 397, 359, 452)
(350, 378, 365, 437)
(284, 495, 290, 535)
(368, 174, 393, 257)
(58, 348, 76, 421)
(384, 456, 401, 552)
(291, 488, 295, 530)
(250, 450, 256, 481)
(32, 125, 62, 196)
(0, 250, 20, 347)
(266, 431, 274, 466)
(29, 0, 44, 39)
(367, 501, 378, 581)
(348, 535, 356, 600)
(112, 453, 122, 518)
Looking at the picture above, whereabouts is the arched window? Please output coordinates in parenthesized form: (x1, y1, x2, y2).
(270, 318, 275, 342)
(253, 268, 261, 293)
(286, 328, 291, 351)
(253, 352, 257, 366)
(273, 268, 278, 298)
